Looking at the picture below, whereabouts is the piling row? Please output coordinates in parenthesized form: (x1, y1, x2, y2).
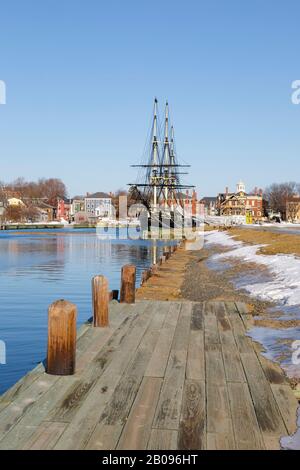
(46, 243, 180, 377)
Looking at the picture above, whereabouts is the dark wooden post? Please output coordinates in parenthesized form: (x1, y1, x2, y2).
(92, 275, 109, 327)
(109, 289, 119, 301)
(46, 299, 77, 376)
(120, 264, 136, 303)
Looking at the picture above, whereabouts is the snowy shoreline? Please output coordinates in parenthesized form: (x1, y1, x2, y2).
(205, 230, 300, 308)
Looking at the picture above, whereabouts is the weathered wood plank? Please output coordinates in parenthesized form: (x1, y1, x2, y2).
(227, 382, 264, 450)
(0, 374, 59, 443)
(117, 377, 162, 450)
(53, 302, 156, 449)
(86, 374, 141, 449)
(216, 305, 246, 383)
(178, 380, 206, 450)
(205, 349, 226, 385)
(207, 432, 234, 450)
(147, 429, 178, 450)
(22, 422, 67, 450)
(152, 303, 192, 430)
(240, 353, 286, 438)
(0, 375, 77, 449)
(271, 384, 298, 436)
(86, 304, 169, 449)
(186, 303, 204, 381)
(204, 305, 220, 349)
(145, 303, 181, 378)
(0, 363, 45, 405)
(228, 312, 256, 354)
(206, 383, 235, 449)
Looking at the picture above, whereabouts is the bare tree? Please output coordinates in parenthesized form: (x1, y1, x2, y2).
(264, 182, 300, 220)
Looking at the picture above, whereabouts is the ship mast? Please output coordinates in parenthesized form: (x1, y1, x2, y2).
(151, 98, 159, 210)
(162, 101, 170, 207)
(129, 98, 195, 216)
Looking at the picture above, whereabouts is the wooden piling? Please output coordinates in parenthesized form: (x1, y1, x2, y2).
(92, 275, 109, 327)
(46, 299, 77, 376)
(120, 264, 136, 303)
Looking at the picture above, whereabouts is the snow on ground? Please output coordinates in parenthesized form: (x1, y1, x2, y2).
(205, 230, 300, 307)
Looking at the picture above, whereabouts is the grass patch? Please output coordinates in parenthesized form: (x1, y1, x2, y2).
(227, 228, 300, 256)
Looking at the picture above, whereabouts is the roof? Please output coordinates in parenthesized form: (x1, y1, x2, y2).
(85, 192, 111, 199)
(200, 197, 217, 202)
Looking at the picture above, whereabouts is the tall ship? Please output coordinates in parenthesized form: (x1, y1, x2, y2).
(128, 99, 196, 231)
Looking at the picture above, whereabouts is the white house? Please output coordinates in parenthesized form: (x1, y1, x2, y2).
(84, 192, 113, 220)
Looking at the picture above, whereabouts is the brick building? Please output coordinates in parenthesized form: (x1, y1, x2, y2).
(217, 182, 263, 220)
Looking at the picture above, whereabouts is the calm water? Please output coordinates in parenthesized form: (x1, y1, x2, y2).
(0, 228, 172, 394)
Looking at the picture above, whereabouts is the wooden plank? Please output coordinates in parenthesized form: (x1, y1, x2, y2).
(186, 303, 204, 381)
(206, 383, 235, 449)
(252, 343, 288, 386)
(86, 304, 169, 450)
(86, 374, 142, 449)
(0, 306, 137, 449)
(117, 377, 162, 450)
(207, 432, 234, 450)
(221, 346, 246, 383)
(228, 312, 256, 354)
(147, 429, 178, 450)
(178, 380, 206, 450)
(0, 373, 59, 443)
(53, 301, 156, 449)
(0, 375, 77, 449)
(186, 331, 204, 382)
(0, 363, 44, 405)
(145, 303, 181, 378)
(240, 353, 286, 439)
(227, 382, 264, 450)
(217, 312, 246, 383)
(22, 422, 67, 450)
(124, 302, 170, 377)
(205, 349, 226, 385)
(190, 302, 203, 330)
(204, 303, 220, 350)
(271, 384, 298, 435)
(152, 303, 192, 430)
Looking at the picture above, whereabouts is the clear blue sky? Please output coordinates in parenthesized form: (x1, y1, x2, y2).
(0, 0, 299, 197)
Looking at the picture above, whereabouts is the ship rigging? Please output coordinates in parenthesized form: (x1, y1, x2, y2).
(128, 98, 195, 216)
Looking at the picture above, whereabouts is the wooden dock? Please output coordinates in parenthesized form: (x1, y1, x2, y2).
(0, 299, 298, 450)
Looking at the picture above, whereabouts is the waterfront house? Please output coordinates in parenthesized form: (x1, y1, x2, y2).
(217, 182, 263, 221)
(84, 192, 113, 221)
(57, 197, 72, 222)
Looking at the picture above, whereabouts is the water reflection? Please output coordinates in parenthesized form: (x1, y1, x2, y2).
(0, 229, 173, 394)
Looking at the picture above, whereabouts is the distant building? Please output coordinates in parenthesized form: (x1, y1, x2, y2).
(84, 192, 113, 220)
(22, 198, 56, 222)
(200, 197, 217, 216)
(217, 182, 263, 220)
(286, 196, 300, 222)
(57, 197, 72, 221)
(7, 197, 25, 207)
(70, 197, 85, 222)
